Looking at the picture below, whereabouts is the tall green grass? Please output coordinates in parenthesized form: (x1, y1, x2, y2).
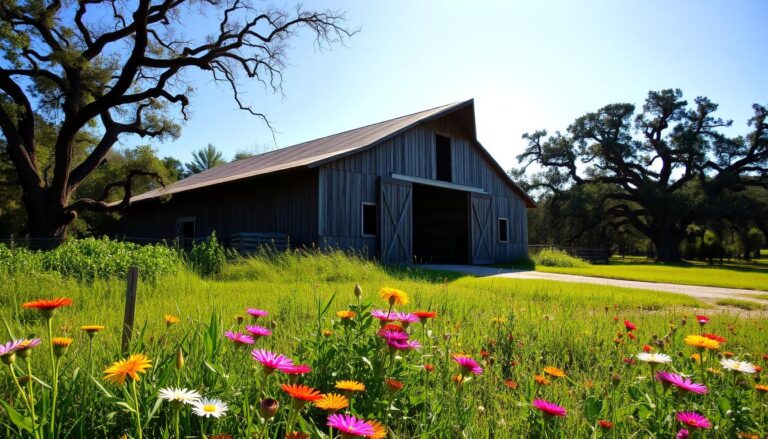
(532, 248, 589, 268)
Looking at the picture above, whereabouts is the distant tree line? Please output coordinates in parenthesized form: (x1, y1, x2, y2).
(513, 89, 767, 262)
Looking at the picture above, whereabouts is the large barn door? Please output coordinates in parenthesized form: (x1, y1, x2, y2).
(470, 194, 494, 264)
(379, 177, 413, 264)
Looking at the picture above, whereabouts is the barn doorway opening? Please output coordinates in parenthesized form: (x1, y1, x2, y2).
(412, 184, 469, 264)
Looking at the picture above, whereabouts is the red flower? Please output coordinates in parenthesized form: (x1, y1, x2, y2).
(623, 357, 636, 365)
(384, 378, 404, 392)
(413, 310, 437, 320)
(624, 320, 637, 332)
(504, 380, 518, 389)
(627, 332, 637, 340)
(613, 316, 619, 322)
(598, 420, 614, 429)
(696, 315, 710, 325)
(642, 345, 653, 352)
(423, 364, 434, 373)
(701, 333, 726, 343)
(22, 297, 73, 311)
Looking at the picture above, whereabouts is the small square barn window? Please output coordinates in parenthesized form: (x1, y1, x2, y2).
(435, 134, 452, 182)
(498, 218, 509, 243)
(362, 203, 377, 237)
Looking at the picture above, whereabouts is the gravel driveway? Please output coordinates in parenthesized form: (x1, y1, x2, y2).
(422, 264, 768, 305)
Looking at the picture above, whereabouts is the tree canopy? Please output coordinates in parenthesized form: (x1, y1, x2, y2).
(0, 0, 352, 242)
(185, 143, 226, 176)
(517, 89, 768, 261)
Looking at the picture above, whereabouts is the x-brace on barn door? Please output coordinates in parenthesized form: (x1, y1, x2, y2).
(379, 177, 413, 264)
(470, 193, 494, 264)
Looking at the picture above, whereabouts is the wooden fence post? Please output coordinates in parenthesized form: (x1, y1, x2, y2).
(121, 266, 139, 355)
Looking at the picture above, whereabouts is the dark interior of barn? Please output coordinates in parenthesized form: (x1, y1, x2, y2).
(412, 184, 469, 264)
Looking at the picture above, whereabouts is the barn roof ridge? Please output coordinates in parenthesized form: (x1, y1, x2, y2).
(127, 98, 535, 207)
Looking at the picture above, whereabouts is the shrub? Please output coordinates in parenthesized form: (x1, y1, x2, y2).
(187, 232, 227, 277)
(533, 248, 589, 267)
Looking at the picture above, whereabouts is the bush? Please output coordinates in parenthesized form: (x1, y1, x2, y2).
(0, 237, 183, 281)
(533, 248, 589, 267)
(187, 233, 227, 277)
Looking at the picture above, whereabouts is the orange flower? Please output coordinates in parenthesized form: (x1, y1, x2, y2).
(367, 420, 387, 439)
(281, 384, 323, 403)
(385, 378, 404, 392)
(543, 366, 566, 378)
(103, 353, 152, 385)
(504, 380, 518, 389)
(22, 298, 72, 317)
(80, 325, 106, 335)
(335, 380, 365, 392)
(755, 384, 768, 392)
(315, 393, 349, 412)
(723, 351, 735, 358)
(642, 344, 653, 352)
(284, 433, 309, 439)
(534, 375, 551, 386)
(164, 315, 180, 325)
(210, 435, 233, 439)
(336, 310, 356, 320)
(322, 330, 333, 337)
(690, 353, 701, 363)
(52, 337, 73, 347)
(423, 364, 435, 373)
(379, 287, 409, 306)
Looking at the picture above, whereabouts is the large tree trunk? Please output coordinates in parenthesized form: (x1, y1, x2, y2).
(651, 228, 685, 262)
(22, 189, 75, 249)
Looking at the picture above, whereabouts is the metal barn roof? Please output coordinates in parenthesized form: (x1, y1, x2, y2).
(129, 99, 535, 206)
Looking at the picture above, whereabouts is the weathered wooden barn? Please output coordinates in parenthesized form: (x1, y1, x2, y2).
(121, 99, 536, 264)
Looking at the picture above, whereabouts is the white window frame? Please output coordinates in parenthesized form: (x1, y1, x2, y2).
(361, 202, 377, 238)
(498, 217, 509, 243)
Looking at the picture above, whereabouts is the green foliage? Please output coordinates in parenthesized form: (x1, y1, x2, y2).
(715, 298, 766, 311)
(532, 248, 589, 267)
(186, 233, 227, 277)
(184, 143, 226, 176)
(0, 238, 183, 281)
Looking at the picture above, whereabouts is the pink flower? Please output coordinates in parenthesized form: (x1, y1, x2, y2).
(676, 412, 711, 429)
(246, 308, 268, 319)
(0, 340, 23, 357)
(283, 364, 312, 375)
(656, 371, 707, 394)
(326, 413, 375, 437)
(394, 312, 419, 325)
(386, 339, 422, 351)
(370, 309, 395, 322)
(676, 429, 689, 439)
(378, 329, 409, 342)
(696, 315, 709, 325)
(452, 355, 483, 375)
(624, 320, 637, 331)
(251, 349, 294, 374)
(225, 331, 254, 345)
(532, 399, 567, 417)
(245, 325, 272, 338)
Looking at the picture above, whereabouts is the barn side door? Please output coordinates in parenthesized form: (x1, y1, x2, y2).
(379, 177, 413, 264)
(470, 193, 494, 264)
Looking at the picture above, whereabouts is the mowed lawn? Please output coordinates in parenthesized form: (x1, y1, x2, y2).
(535, 257, 768, 291)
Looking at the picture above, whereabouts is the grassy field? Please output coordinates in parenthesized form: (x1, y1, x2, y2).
(534, 257, 768, 290)
(1, 251, 767, 438)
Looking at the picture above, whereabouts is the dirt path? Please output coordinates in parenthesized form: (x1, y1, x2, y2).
(422, 264, 768, 306)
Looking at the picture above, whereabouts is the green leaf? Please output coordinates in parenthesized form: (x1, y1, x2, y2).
(0, 399, 34, 432)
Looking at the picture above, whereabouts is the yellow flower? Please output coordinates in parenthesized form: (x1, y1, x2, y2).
(368, 420, 387, 438)
(685, 334, 720, 350)
(543, 366, 566, 378)
(103, 354, 152, 385)
(379, 287, 409, 306)
(335, 380, 365, 392)
(690, 353, 701, 363)
(336, 310, 357, 320)
(80, 325, 106, 335)
(315, 393, 349, 411)
(164, 315, 180, 326)
(492, 317, 508, 324)
(52, 337, 73, 357)
(322, 330, 333, 337)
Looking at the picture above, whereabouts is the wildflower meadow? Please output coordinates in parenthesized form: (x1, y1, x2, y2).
(1, 250, 767, 438)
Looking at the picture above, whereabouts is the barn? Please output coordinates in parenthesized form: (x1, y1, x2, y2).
(121, 99, 536, 264)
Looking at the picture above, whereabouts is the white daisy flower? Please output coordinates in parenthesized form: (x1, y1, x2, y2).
(158, 387, 201, 405)
(720, 358, 757, 374)
(192, 398, 229, 418)
(636, 352, 672, 364)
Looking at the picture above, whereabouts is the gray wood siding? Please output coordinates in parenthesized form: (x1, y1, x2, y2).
(318, 114, 528, 262)
(121, 169, 319, 247)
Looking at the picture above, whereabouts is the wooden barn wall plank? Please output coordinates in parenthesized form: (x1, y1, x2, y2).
(319, 114, 529, 262)
(121, 169, 319, 247)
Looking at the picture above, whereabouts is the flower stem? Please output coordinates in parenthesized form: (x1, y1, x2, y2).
(131, 379, 143, 439)
(47, 317, 58, 439)
(25, 360, 39, 439)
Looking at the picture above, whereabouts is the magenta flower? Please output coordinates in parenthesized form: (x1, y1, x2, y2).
(225, 331, 254, 345)
(656, 371, 707, 394)
(245, 325, 272, 338)
(246, 308, 268, 319)
(676, 429, 689, 439)
(251, 349, 294, 374)
(452, 355, 483, 375)
(378, 329, 409, 342)
(676, 412, 711, 429)
(371, 309, 396, 322)
(532, 399, 567, 417)
(0, 340, 23, 356)
(386, 339, 422, 351)
(283, 364, 312, 375)
(326, 413, 375, 437)
(394, 312, 419, 325)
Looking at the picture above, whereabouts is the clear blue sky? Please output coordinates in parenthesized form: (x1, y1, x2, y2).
(142, 1, 768, 171)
